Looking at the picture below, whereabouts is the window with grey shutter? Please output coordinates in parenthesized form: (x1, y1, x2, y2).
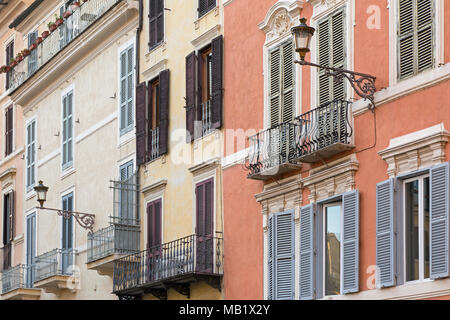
(120, 45, 135, 135)
(268, 210, 294, 300)
(26, 119, 36, 191)
(317, 9, 346, 105)
(62, 92, 73, 170)
(376, 179, 396, 288)
(119, 161, 134, 224)
(398, 0, 434, 80)
(429, 162, 449, 279)
(342, 190, 359, 294)
(28, 31, 38, 74)
(300, 204, 315, 300)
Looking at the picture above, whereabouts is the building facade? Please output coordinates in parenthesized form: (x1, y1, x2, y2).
(223, 0, 450, 300)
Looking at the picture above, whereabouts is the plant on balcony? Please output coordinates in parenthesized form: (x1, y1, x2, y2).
(72, 1, 81, 9)
(41, 30, 50, 39)
(54, 15, 64, 27)
(0, 65, 10, 74)
(15, 53, 23, 63)
(35, 36, 43, 45)
(63, 10, 72, 19)
(9, 58, 18, 68)
(21, 49, 31, 58)
(48, 21, 57, 33)
(29, 42, 38, 51)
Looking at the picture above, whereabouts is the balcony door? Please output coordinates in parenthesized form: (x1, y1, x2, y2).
(61, 193, 74, 274)
(119, 161, 135, 224)
(195, 179, 214, 273)
(146, 199, 162, 281)
(26, 212, 36, 287)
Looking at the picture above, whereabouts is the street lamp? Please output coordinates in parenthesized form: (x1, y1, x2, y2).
(291, 18, 377, 109)
(34, 180, 95, 232)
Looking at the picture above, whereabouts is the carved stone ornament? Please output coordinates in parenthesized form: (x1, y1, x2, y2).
(267, 10, 292, 41)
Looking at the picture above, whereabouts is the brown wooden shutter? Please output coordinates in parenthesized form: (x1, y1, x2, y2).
(196, 179, 214, 237)
(147, 80, 153, 158)
(211, 35, 223, 130)
(9, 191, 14, 243)
(186, 51, 196, 143)
(147, 200, 162, 249)
(159, 69, 170, 155)
(2, 194, 8, 245)
(156, 0, 164, 43)
(148, 0, 157, 49)
(5, 106, 13, 156)
(136, 82, 148, 166)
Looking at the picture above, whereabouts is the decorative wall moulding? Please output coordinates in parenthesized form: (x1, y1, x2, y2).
(259, 1, 304, 42)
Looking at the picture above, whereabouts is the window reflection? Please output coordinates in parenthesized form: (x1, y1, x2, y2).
(325, 205, 341, 296)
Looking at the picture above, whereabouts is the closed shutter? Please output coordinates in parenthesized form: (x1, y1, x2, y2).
(159, 69, 170, 155)
(429, 162, 450, 279)
(317, 10, 346, 105)
(281, 41, 295, 123)
(147, 200, 162, 249)
(269, 47, 281, 127)
(199, 0, 215, 17)
(136, 82, 147, 166)
(9, 191, 14, 244)
(5, 106, 13, 156)
(149, 0, 164, 49)
(186, 51, 196, 142)
(62, 93, 73, 169)
(120, 46, 134, 134)
(268, 215, 275, 300)
(398, 0, 434, 79)
(26, 120, 36, 189)
(342, 190, 359, 294)
(376, 179, 396, 288)
(299, 204, 315, 300)
(274, 211, 295, 300)
(211, 35, 223, 130)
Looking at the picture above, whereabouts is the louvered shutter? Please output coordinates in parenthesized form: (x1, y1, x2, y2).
(149, 0, 164, 49)
(275, 211, 295, 300)
(135, 82, 147, 166)
(186, 51, 196, 142)
(300, 204, 315, 300)
(376, 179, 396, 288)
(331, 11, 345, 101)
(199, 0, 215, 17)
(156, 0, 164, 44)
(429, 162, 450, 279)
(5, 106, 13, 156)
(211, 35, 223, 130)
(268, 215, 275, 300)
(146, 202, 154, 248)
(3, 194, 10, 245)
(342, 190, 359, 294)
(120, 46, 134, 134)
(398, 0, 434, 79)
(159, 69, 170, 155)
(9, 191, 15, 243)
(147, 80, 153, 158)
(269, 47, 281, 127)
(28, 32, 38, 74)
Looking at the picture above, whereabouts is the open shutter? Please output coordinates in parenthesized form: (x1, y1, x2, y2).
(159, 69, 170, 155)
(300, 204, 315, 300)
(147, 80, 153, 158)
(156, 0, 164, 44)
(211, 35, 223, 130)
(416, 0, 434, 72)
(275, 211, 295, 300)
(9, 191, 15, 243)
(430, 162, 450, 279)
(318, 19, 331, 105)
(186, 51, 196, 142)
(398, 0, 415, 78)
(148, 0, 157, 49)
(269, 46, 281, 127)
(267, 215, 275, 300)
(281, 41, 295, 123)
(342, 190, 359, 294)
(136, 82, 147, 166)
(376, 179, 396, 288)
(331, 11, 345, 101)
(5, 106, 13, 156)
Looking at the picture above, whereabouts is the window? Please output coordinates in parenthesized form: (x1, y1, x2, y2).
(119, 160, 135, 224)
(149, 0, 164, 50)
(26, 119, 36, 191)
(5, 106, 13, 157)
(146, 198, 162, 281)
(149, 78, 160, 160)
(26, 212, 36, 287)
(404, 175, 430, 282)
(198, 0, 216, 18)
(61, 193, 74, 274)
(2, 191, 14, 271)
(119, 45, 134, 135)
(196, 178, 214, 273)
(324, 203, 341, 296)
(199, 46, 213, 135)
(62, 91, 73, 171)
(28, 31, 38, 74)
(317, 9, 346, 105)
(5, 41, 13, 90)
(398, 0, 434, 80)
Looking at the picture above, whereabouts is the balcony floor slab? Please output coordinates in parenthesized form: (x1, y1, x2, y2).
(1, 288, 41, 300)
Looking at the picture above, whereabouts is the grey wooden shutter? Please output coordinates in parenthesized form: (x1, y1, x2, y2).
(120, 46, 134, 134)
(135, 82, 147, 166)
(430, 162, 450, 279)
(269, 46, 281, 127)
(398, 0, 434, 79)
(342, 190, 359, 294)
(281, 41, 295, 123)
(28, 31, 38, 74)
(159, 69, 169, 155)
(211, 35, 223, 130)
(268, 215, 275, 300)
(376, 179, 396, 288)
(62, 93, 73, 169)
(300, 204, 315, 300)
(186, 51, 196, 142)
(274, 211, 295, 300)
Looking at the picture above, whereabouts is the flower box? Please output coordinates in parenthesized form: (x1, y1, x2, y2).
(55, 18, 64, 27)
(35, 37, 43, 45)
(63, 11, 72, 19)
(42, 30, 50, 39)
(29, 43, 38, 51)
(49, 23, 57, 32)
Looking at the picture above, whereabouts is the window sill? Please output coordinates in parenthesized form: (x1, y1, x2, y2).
(146, 41, 166, 55)
(26, 190, 36, 201)
(61, 167, 76, 180)
(193, 129, 220, 147)
(195, 6, 220, 30)
(118, 130, 135, 148)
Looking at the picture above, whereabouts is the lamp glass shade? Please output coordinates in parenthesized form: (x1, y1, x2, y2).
(34, 180, 48, 206)
(292, 18, 315, 60)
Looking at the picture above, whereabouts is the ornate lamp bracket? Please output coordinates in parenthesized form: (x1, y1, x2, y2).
(36, 207, 95, 232)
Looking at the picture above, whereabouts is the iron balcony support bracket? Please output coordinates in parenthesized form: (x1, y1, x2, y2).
(295, 60, 377, 110)
(36, 207, 95, 232)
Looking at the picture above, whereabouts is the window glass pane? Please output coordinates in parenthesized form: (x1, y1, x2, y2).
(325, 204, 341, 296)
(424, 177, 430, 279)
(405, 180, 419, 281)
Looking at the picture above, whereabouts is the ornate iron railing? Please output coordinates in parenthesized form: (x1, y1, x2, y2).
(113, 234, 223, 293)
(246, 100, 352, 177)
(150, 127, 160, 161)
(1, 264, 32, 294)
(87, 223, 140, 263)
(0, 244, 12, 273)
(34, 248, 76, 283)
(7, 0, 121, 92)
(110, 170, 139, 226)
(202, 100, 212, 136)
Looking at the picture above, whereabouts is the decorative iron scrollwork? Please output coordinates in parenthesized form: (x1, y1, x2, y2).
(37, 207, 95, 232)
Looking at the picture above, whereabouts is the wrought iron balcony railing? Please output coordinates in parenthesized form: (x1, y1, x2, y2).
(150, 127, 160, 161)
(1, 264, 32, 294)
(246, 100, 353, 179)
(7, 0, 121, 92)
(112, 234, 223, 295)
(202, 100, 212, 136)
(110, 170, 139, 226)
(0, 244, 12, 273)
(87, 223, 140, 263)
(34, 248, 77, 283)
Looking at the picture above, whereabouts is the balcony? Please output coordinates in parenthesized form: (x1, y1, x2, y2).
(1, 265, 41, 300)
(87, 171, 140, 275)
(247, 100, 354, 180)
(7, 0, 135, 101)
(33, 249, 78, 295)
(112, 234, 223, 300)
(149, 127, 160, 161)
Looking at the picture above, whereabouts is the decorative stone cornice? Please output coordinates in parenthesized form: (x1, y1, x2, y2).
(258, 1, 303, 42)
(378, 123, 450, 178)
(0, 167, 16, 182)
(142, 59, 167, 81)
(141, 179, 167, 195)
(191, 24, 221, 49)
(188, 157, 221, 176)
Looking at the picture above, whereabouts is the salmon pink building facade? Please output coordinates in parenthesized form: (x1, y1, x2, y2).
(223, 0, 450, 300)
